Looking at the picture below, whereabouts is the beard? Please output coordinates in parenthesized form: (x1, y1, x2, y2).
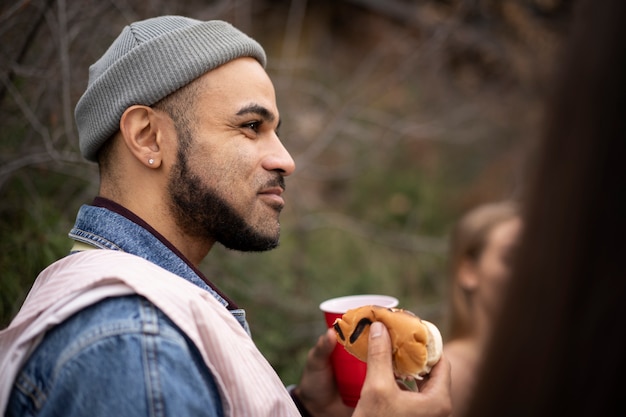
(167, 137, 283, 252)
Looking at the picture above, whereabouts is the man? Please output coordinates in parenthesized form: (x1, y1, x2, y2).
(0, 16, 451, 417)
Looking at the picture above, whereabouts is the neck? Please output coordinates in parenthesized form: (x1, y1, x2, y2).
(93, 196, 213, 266)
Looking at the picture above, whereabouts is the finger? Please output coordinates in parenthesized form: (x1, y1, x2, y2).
(417, 354, 451, 394)
(363, 321, 395, 383)
(307, 328, 337, 369)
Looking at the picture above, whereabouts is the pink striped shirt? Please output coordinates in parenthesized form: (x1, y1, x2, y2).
(0, 250, 300, 416)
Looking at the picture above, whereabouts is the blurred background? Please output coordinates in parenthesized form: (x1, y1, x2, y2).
(1, 0, 574, 384)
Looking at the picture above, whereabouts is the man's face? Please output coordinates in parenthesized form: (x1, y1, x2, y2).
(167, 57, 295, 251)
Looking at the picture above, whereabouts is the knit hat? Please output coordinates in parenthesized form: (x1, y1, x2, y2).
(75, 16, 267, 162)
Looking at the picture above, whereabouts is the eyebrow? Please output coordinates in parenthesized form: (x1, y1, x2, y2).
(236, 104, 281, 129)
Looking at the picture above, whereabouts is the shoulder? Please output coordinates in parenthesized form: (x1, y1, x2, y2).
(7, 295, 224, 417)
(443, 339, 480, 415)
(444, 339, 481, 374)
(443, 338, 475, 359)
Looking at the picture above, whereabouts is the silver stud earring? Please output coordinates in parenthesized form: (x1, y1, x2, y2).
(148, 158, 154, 165)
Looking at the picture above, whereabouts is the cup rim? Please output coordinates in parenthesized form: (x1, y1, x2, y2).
(319, 294, 399, 314)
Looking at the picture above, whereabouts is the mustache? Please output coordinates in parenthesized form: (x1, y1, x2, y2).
(263, 174, 286, 191)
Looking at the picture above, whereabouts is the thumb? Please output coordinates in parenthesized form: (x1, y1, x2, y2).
(364, 321, 395, 383)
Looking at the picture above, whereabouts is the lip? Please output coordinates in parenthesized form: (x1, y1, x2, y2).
(258, 186, 285, 207)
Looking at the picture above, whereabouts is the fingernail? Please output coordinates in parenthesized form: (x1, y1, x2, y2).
(370, 321, 382, 338)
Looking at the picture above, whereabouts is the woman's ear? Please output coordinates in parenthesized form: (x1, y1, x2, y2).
(119, 105, 163, 168)
(458, 259, 479, 291)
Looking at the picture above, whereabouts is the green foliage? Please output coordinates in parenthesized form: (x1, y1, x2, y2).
(0, 169, 82, 327)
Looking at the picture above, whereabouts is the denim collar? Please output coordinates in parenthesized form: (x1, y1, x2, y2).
(68, 197, 250, 333)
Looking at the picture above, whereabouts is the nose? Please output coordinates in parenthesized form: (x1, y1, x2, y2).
(263, 135, 296, 176)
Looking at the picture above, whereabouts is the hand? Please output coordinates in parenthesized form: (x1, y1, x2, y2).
(353, 322, 452, 417)
(295, 328, 354, 417)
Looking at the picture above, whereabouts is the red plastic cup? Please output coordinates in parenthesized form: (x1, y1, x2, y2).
(319, 294, 399, 407)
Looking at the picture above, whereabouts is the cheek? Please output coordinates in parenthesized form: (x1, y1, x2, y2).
(182, 148, 228, 197)
(486, 264, 511, 295)
(184, 137, 261, 199)
(480, 246, 513, 280)
(199, 155, 256, 203)
(478, 256, 511, 298)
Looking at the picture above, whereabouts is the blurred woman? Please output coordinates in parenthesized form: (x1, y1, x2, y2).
(443, 200, 521, 416)
(463, 0, 626, 416)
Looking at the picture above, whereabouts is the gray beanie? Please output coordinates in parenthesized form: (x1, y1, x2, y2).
(75, 16, 267, 162)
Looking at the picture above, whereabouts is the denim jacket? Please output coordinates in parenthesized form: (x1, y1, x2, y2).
(4, 198, 258, 417)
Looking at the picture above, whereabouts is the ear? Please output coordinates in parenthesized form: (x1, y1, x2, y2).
(458, 259, 479, 291)
(119, 105, 164, 168)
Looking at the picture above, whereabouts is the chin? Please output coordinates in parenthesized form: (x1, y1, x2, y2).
(218, 224, 281, 252)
